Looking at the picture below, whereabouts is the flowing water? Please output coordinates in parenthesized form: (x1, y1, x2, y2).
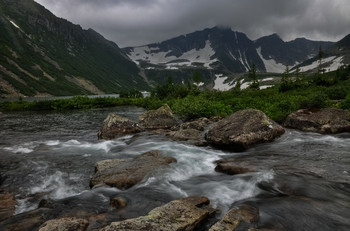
(0, 106, 349, 230)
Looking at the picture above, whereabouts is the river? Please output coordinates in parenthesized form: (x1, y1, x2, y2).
(0, 106, 349, 230)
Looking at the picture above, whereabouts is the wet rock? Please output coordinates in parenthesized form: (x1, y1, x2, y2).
(167, 117, 213, 145)
(100, 196, 215, 231)
(0, 191, 17, 221)
(209, 204, 259, 231)
(139, 104, 179, 129)
(39, 217, 89, 231)
(0, 208, 51, 231)
(98, 113, 144, 140)
(215, 160, 257, 175)
(283, 108, 350, 134)
(110, 197, 127, 209)
(205, 109, 285, 151)
(90, 150, 177, 189)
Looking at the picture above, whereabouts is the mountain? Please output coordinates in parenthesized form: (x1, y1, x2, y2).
(0, 0, 148, 98)
(293, 33, 350, 73)
(255, 34, 333, 72)
(123, 27, 334, 75)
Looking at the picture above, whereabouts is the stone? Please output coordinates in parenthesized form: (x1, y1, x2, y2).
(139, 104, 179, 129)
(110, 197, 127, 209)
(39, 217, 89, 231)
(205, 109, 285, 151)
(167, 117, 212, 145)
(98, 113, 144, 140)
(100, 196, 215, 231)
(0, 191, 17, 221)
(209, 204, 259, 231)
(283, 108, 350, 134)
(90, 150, 177, 189)
(215, 160, 257, 175)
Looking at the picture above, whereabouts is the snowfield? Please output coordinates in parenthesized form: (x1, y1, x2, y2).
(213, 74, 233, 91)
(127, 40, 218, 69)
(256, 47, 285, 73)
(300, 56, 343, 72)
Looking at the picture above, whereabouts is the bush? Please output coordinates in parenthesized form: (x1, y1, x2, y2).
(339, 94, 350, 110)
(299, 92, 330, 109)
(172, 96, 232, 120)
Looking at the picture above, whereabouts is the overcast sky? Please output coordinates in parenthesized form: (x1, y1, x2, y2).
(34, 0, 350, 48)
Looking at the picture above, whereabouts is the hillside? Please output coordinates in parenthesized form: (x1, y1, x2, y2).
(294, 33, 350, 73)
(0, 0, 148, 98)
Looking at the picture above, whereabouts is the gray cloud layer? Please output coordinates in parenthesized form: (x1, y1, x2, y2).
(34, 0, 350, 47)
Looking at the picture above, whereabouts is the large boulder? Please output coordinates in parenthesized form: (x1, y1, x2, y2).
(39, 217, 89, 231)
(205, 109, 285, 151)
(100, 196, 215, 231)
(98, 113, 144, 140)
(167, 117, 212, 145)
(282, 108, 350, 134)
(139, 104, 179, 129)
(90, 150, 176, 189)
(209, 204, 259, 231)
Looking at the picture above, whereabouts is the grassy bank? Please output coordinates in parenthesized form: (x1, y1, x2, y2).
(1, 67, 350, 122)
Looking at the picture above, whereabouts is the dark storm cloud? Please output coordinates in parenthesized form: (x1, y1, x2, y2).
(34, 0, 350, 47)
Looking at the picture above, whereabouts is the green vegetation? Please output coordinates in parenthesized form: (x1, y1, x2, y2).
(1, 66, 350, 123)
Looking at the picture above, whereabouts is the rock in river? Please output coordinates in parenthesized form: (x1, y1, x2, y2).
(139, 104, 179, 129)
(100, 196, 215, 231)
(283, 108, 350, 134)
(97, 113, 144, 140)
(205, 109, 285, 151)
(90, 150, 177, 189)
(39, 217, 89, 231)
(209, 204, 259, 231)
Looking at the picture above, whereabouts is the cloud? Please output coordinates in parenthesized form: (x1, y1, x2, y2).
(35, 0, 350, 47)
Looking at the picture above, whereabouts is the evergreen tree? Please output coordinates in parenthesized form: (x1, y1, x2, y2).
(318, 46, 324, 74)
(191, 70, 202, 86)
(248, 64, 259, 89)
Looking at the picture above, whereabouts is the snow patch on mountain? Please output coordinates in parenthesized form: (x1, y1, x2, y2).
(300, 56, 342, 72)
(9, 20, 20, 29)
(127, 40, 217, 69)
(213, 74, 232, 91)
(256, 47, 285, 73)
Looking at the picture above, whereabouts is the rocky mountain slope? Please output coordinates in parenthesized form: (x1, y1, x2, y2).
(294, 33, 350, 73)
(123, 27, 334, 74)
(0, 0, 148, 98)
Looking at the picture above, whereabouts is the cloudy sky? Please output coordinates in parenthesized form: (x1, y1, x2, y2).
(34, 0, 350, 48)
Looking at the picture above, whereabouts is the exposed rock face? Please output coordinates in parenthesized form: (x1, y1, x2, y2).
(97, 113, 144, 140)
(100, 196, 215, 231)
(205, 109, 285, 151)
(39, 217, 89, 231)
(209, 204, 259, 231)
(0, 191, 17, 221)
(90, 150, 176, 189)
(283, 108, 350, 134)
(139, 104, 179, 129)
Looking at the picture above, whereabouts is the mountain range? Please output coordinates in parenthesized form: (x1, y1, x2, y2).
(0, 0, 349, 97)
(123, 27, 335, 74)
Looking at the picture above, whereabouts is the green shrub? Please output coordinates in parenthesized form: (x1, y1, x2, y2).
(172, 96, 232, 120)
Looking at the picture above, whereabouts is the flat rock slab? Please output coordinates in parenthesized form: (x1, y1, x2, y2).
(100, 196, 215, 231)
(215, 159, 257, 175)
(206, 109, 285, 151)
(283, 108, 350, 134)
(98, 113, 144, 140)
(39, 217, 89, 231)
(90, 150, 177, 190)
